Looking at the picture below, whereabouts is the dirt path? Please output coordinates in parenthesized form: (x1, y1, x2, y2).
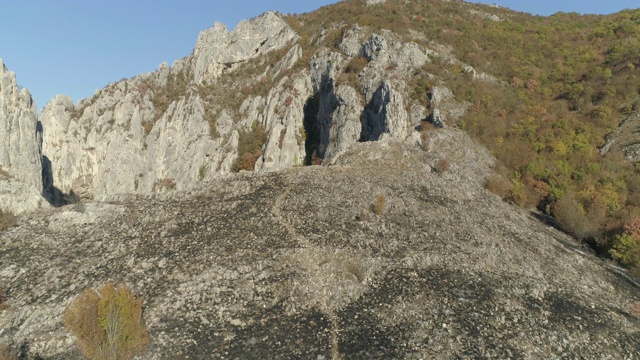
(272, 181, 343, 360)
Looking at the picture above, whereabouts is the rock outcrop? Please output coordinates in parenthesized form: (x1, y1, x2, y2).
(0, 59, 46, 214)
(39, 12, 302, 202)
(192, 11, 299, 83)
(600, 110, 640, 161)
(37, 10, 493, 202)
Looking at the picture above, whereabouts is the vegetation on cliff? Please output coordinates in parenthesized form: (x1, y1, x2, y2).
(284, 0, 640, 273)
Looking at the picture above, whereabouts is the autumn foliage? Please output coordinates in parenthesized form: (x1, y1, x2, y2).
(63, 283, 149, 360)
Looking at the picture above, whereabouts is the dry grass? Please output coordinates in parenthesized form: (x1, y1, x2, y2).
(0, 342, 18, 360)
(0, 166, 10, 179)
(373, 194, 387, 216)
(433, 159, 451, 174)
(357, 209, 369, 222)
(0, 211, 15, 232)
(420, 131, 431, 151)
(0, 285, 8, 311)
(485, 173, 511, 200)
(629, 302, 640, 318)
(63, 283, 149, 360)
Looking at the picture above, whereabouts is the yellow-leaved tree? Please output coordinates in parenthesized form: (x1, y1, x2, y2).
(63, 283, 149, 360)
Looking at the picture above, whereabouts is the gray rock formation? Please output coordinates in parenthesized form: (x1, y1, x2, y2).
(39, 12, 302, 201)
(36, 11, 490, 201)
(254, 74, 311, 172)
(323, 85, 363, 163)
(600, 110, 640, 161)
(429, 86, 469, 127)
(0, 59, 46, 214)
(193, 11, 298, 83)
(40, 85, 225, 202)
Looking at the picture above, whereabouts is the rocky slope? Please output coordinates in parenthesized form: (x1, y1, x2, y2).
(0, 59, 46, 215)
(600, 109, 640, 161)
(37, 10, 473, 202)
(1, 128, 639, 359)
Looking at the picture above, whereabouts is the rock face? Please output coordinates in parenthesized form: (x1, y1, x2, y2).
(40, 89, 222, 202)
(36, 10, 492, 202)
(192, 11, 299, 83)
(1, 129, 639, 359)
(38, 12, 307, 202)
(429, 86, 469, 127)
(0, 59, 46, 214)
(600, 110, 640, 161)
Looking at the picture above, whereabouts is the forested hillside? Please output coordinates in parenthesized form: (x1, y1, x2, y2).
(283, 0, 640, 273)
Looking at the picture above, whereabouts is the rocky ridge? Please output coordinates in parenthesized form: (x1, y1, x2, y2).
(36, 10, 478, 203)
(0, 59, 46, 215)
(1, 128, 639, 358)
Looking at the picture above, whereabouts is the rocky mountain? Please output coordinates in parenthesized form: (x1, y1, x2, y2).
(0, 60, 46, 215)
(2, 0, 640, 358)
(36, 9, 472, 203)
(2, 131, 639, 359)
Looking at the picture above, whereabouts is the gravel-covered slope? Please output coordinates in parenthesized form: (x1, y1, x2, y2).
(1, 129, 639, 359)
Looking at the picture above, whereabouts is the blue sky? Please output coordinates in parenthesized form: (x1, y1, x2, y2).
(0, 0, 638, 111)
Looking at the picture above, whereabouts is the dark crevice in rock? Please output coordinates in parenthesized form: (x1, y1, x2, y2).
(41, 155, 78, 207)
(303, 93, 321, 165)
(359, 83, 390, 142)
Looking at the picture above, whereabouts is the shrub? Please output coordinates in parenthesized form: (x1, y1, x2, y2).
(623, 217, 640, 241)
(0, 211, 15, 231)
(609, 233, 640, 268)
(142, 121, 154, 136)
(415, 121, 437, 151)
(153, 178, 176, 192)
(0, 165, 9, 178)
(233, 152, 262, 172)
(373, 194, 387, 215)
(0, 342, 17, 360)
(344, 56, 368, 74)
(629, 302, 640, 318)
(199, 165, 207, 182)
(553, 193, 599, 239)
(63, 283, 149, 360)
(485, 173, 511, 200)
(204, 107, 219, 138)
(433, 159, 450, 174)
(232, 123, 267, 172)
(0, 285, 7, 310)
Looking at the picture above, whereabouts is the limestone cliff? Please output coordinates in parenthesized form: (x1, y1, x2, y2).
(38, 11, 479, 202)
(39, 12, 304, 202)
(0, 59, 46, 214)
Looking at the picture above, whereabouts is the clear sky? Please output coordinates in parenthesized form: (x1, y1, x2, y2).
(1, 0, 638, 111)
